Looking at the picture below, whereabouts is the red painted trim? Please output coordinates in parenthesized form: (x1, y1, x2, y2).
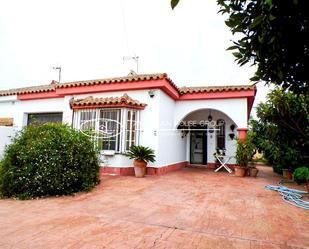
(99, 167, 135, 176)
(17, 92, 61, 100)
(247, 96, 255, 120)
(147, 161, 188, 175)
(237, 128, 248, 131)
(206, 163, 216, 169)
(16, 79, 256, 110)
(187, 163, 236, 170)
(71, 104, 145, 110)
(99, 161, 188, 177)
(178, 89, 256, 101)
(237, 128, 248, 142)
(56, 79, 180, 100)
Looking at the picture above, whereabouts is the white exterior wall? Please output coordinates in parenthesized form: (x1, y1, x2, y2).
(72, 90, 161, 167)
(174, 98, 248, 128)
(0, 97, 68, 127)
(0, 90, 161, 166)
(0, 90, 249, 167)
(0, 126, 19, 159)
(182, 109, 237, 164)
(174, 99, 248, 165)
(156, 90, 187, 167)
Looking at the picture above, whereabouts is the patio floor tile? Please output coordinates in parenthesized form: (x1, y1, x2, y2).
(0, 166, 308, 248)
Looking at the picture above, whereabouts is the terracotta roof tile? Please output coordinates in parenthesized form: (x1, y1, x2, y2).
(0, 73, 178, 96)
(56, 73, 178, 89)
(70, 94, 147, 108)
(0, 73, 256, 97)
(0, 84, 56, 96)
(179, 85, 256, 94)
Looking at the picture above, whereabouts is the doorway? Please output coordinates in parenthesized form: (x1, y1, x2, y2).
(190, 131, 207, 165)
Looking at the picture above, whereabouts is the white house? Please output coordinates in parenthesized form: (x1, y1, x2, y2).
(0, 73, 256, 175)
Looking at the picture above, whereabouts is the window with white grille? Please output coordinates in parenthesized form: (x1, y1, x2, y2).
(73, 108, 139, 153)
(125, 110, 137, 150)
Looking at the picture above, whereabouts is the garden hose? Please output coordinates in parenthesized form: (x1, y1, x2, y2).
(265, 185, 309, 210)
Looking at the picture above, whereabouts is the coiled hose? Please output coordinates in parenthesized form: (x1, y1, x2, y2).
(265, 185, 309, 210)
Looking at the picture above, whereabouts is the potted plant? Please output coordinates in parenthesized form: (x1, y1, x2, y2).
(235, 140, 248, 177)
(248, 161, 259, 177)
(126, 145, 155, 178)
(293, 167, 309, 192)
(235, 136, 255, 177)
(282, 167, 293, 180)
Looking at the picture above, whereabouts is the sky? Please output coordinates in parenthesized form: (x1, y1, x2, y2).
(0, 0, 270, 109)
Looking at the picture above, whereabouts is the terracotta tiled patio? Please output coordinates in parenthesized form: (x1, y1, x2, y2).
(0, 166, 308, 249)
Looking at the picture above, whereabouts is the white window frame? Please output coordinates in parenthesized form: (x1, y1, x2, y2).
(99, 108, 121, 151)
(124, 110, 140, 152)
(73, 108, 139, 153)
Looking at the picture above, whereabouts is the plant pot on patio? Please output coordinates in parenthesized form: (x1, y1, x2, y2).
(249, 167, 259, 177)
(235, 136, 255, 177)
(126, 145, 156, 178)
(234, 166, 246, 177)
(282, 169, 293, 180)
(133, 159, 147, 178)
(248, 162, 259, 177)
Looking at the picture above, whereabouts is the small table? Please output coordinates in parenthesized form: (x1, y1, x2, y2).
(214, 155, 233, 173)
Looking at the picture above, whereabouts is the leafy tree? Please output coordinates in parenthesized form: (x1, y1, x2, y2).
(171, 0, 309, 93)
(250, 89, 309, 173)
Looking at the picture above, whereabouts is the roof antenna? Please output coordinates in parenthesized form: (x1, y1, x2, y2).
(123, 55, 139, 73)
(52, 66, 62, 83)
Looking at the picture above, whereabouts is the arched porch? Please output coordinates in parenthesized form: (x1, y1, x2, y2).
(177, 108, 241, 167)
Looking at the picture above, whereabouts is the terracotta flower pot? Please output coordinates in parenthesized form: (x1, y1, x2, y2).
(282, 169, 293, 180)
(249, 167, 259, 177)
(235, 166, 246, 177)
(306, 182, 309, 193)
(133, 159, 147, 178)
(287, 171, 293, 180)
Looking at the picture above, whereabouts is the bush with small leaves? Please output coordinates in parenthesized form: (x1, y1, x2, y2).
(293, 167, 309, 185)
(0, 123, 100, 199)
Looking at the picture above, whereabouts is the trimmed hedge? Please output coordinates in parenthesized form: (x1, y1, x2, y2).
(0, 123, 100, 199)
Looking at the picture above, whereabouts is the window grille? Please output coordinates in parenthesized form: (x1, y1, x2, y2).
(73, 108, 139, 153)
(216, 119, 225, 150)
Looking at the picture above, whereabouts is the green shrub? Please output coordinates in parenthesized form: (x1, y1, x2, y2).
(0, 123, 100, 199)
(126, 145, 155, 163)
(293, 167, 309, 184)
(235, 133, 256, 168)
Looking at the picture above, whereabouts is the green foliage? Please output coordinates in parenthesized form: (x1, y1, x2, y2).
(235, 134, 256, 168)
(217, 0, 308, 93)
(0, 123, 100, 199)
(126, 145, 156, 163)
(250, 89, 309, 173)
(171, 0, 180, 9)
(293, 167, 309, 184)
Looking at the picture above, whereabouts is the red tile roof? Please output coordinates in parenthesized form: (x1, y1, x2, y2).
(57, 73, 177, 89)
(70, 94, 146, 109)
(179, 85, 255, 94)
(0, 73, 255, 97)
(0, 84, 56, 96)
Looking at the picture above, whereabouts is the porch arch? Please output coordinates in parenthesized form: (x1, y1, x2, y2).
(173, 98, 248, 129)
(176, 108, 239, 165)
(176, 108, 237, 130)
